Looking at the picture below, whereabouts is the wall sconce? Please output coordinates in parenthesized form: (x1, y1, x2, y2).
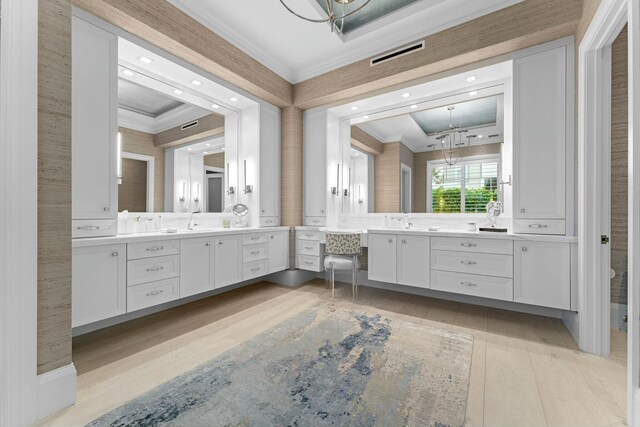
(331, 164, 340, 195)
(358, 185, 364, 204)
(117, 132, 122, 184)
(179, 181, 186, 203)
(243, 160, 253, 194)
(343, 167, 351, 197)
(194, 183, 200, 203)
(226, 162, 236, 195)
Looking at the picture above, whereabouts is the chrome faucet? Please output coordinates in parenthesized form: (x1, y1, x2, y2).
(187, 211, 200, 230)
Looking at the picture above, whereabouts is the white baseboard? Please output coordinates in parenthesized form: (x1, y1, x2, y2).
(562, 310, 581, 347)
(38, 363, 77, 420)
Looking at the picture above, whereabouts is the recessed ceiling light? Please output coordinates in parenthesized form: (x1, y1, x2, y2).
(230, 97, 239, 102)
(362, 115, 370, 120)
(205, 143, 211, 147)
(187, 148, 192, 151)
(402, 93, 411, 98)
(410, 104, 418, 109)
(469, 91, 478, 96)
(122, 69, 135, 77)
(138, 56, 153, 64)
(351, 106, 359, 111)
(221, 147, 226, 151)
(191, 80, 202, 86)
(477, 135, 483, 138)
(466, 76, 477, 82)
(173, 89, 184, 95)
(211, 104, 220, 109)
(204, 151, 209, 155)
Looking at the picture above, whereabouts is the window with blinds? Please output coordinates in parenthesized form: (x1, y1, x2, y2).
(429, 156, 500, 213)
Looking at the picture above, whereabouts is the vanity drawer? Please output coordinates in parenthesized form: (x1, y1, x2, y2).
(297, 230, 321, 241)
(259, 217, 279, 227)
(298, 240, 321, 256)
(430, 270, 513, 301)
(243, 243, 268, 263)
(431, 250, 513, 278)
(127, 277, 179, 312)
(513, 219, 566, 235)
(243, 234, 268, 245)
(72, 219, 117, 238)
(243, 259, 268, 280)
(431, 237, 513, 255)
(297, 255, 323, 272)
(127, 239, 180, 260)
(305, 217, 326, 227)
(127, 255, 180, 286)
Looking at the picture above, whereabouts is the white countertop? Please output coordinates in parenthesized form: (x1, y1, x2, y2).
(295, 226, 577, 244)
(73, 226, 290, 248)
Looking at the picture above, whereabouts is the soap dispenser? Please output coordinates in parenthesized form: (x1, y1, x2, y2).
(383, 215, 389, 228)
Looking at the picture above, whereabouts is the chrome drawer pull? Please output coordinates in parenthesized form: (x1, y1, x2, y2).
(77, 226, 100, 231)
(251, 266, 262, 272)
(251, 250, 261, 255)
(460, 281, 478, 287)
(460, 243, 477, 247)
(460, 260, 477, 265)
(304, 246, 314, 250)
(111, 252, 118, 257)
(251, 236, 260, 240)
(304, 234, 315, 238)
(146, 290, 164, 297)
(528, 224, 548, 229)
(304, 261, 313, 265)
(146, 246, 164, 252)
(218, 241, 223, 245)
(388, 239, 393, 243)
(266, 220, 273, 223)
(146, 266, 164, 272)
(402, 240, 407, 244)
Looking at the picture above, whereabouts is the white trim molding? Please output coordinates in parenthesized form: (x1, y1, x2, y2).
(0, 0, 40, 425)
(577, 0, 627, 357)
(37, 364, 77, 420)
(627, 0, 640, 423)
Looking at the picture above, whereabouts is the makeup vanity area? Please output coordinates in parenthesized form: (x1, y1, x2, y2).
(71, 14, 287, 332)
(297, 37, 578, 315)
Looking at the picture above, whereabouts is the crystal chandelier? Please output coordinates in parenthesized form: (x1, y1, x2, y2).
(280, 0, 372, 33)
(430, 106, 469, 167)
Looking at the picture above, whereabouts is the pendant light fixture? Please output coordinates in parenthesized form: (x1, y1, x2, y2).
(280, 0, 372, 33)
(429, 106, 469, 167)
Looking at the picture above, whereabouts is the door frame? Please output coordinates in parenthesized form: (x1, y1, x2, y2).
(578, 0, 627, 357)
(627, 0, 640, 422)
(121, 151, 155, 212)
(0, 0, 40, 425)
(400, 163, 412, 213)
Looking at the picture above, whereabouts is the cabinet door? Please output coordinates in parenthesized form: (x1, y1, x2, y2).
(260, 106, 280, 218)
(514, 241, 570, 309)
(180, 237, 213, 298)
(368, 234, 397, 283)
(304, 110, 327, 218)
(72, 17, 117, 220)
(72, 244, 126, 327)
(214, 235, 242, 288)
(268, 231, 289, 273)
(513, 46, 566, 219)
(397, 236, 430, 288)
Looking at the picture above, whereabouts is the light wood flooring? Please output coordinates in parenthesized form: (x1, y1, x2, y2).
(40, 280, 627, 427)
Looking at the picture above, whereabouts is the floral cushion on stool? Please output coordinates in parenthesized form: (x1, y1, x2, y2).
(325, 233, 361, 256)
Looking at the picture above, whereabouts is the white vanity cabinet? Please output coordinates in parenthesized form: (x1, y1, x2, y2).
(268, 231, 289, 273)
(512, 44, 571, 234)
(180, 237, 213, 298)
(72, 244, 126, 327)
(72, 17, 118, 237)
(215, 235, 243, 288)
(303, 110, 327, 226)
(514, 241, 571, 309)
(368, 234, 398, 284)
(397, 236, 430, 288)
(259, 106, 281, 225)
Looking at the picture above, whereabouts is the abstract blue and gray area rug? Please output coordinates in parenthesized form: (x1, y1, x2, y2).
(88, 303, 473, 427)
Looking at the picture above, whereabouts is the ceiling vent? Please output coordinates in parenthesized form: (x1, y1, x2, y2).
(181, 120, 199, 131)
(370, 41, 425, 67)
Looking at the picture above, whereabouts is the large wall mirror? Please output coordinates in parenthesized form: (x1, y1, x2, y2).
(344, 91, 505, 215)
